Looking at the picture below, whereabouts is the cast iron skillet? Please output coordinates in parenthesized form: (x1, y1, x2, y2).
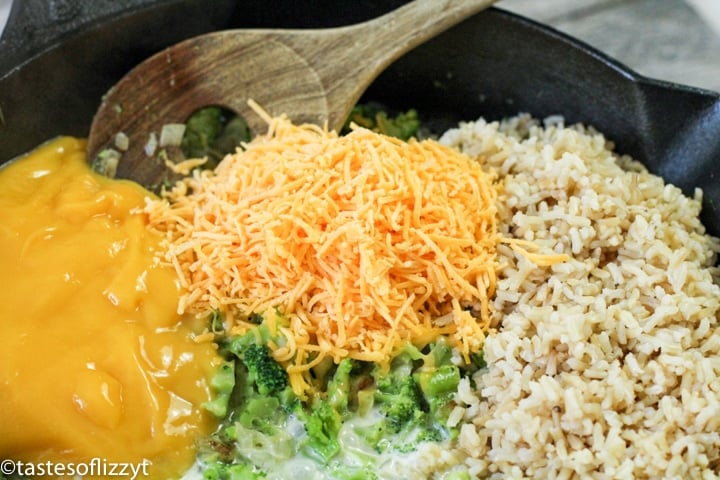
(0, 0, 719, 236)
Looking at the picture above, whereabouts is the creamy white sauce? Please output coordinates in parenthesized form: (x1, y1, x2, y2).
(182, 407, 467, 480)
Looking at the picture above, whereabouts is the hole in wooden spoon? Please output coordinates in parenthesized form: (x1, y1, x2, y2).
(180, 105, 252, 169)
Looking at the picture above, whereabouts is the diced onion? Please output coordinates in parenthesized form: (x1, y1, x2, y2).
(114, 132, 130, 151)
(160, 123, 187, 148)
(144, 132, 158, 157)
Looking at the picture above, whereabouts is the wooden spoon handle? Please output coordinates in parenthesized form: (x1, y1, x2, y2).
(335, 0, 499, 69)
(273, 0, 499, 129)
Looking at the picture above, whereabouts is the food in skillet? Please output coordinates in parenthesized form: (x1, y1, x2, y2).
(150, 106, 719, 478)
(0, 103, 718, 479)
(145, 106, 513, 479)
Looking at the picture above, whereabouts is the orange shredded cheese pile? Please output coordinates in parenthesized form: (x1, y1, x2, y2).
(144, 115, 500, 397)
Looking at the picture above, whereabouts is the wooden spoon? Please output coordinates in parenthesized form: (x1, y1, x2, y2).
(88, 0, 497, 186)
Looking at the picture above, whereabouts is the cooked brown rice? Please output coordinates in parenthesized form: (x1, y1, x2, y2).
(439, 115, 720, 479)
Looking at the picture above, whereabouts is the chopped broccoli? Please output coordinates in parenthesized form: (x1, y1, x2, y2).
(327, 358, 354, 413)
(222, 309, 287, 354)
(196, 310, 299, 477)
(416, 425, 445, 444)
(209, 309, 225, 334)
(203, 360, 236, 417)
(182, 106, 224, 160)
(230, 423, 296, 468)
(238, 396, 282, 434)
(214, 115, 251, 155)
(390, 425, 446, 454)
(224, 341, 296, 413)
(415, 364, 460, 419)
(201, 460, 266, 480)
(219, 310, 295, 402)
(374, 373, 423, 433)
(201, 307, 478, 477)
(181, 106, 251, 166)
(224, 325, 273, 356)
(470, 349, 487, 370)
(343, 103, 420, 140)
(419, 364, 460, 397)
(300, 402, 342, 463)
(375, 110, 420, 140)
(198, 324, 296, 476)
(352, 351, 438, 453)
(351, 338, 480, 454)
(242, 343, 289, 396)
(370, 350, 424, 432)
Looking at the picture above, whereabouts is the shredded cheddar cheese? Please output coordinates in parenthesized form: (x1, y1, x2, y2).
(502, 238, 571, 266)
(145, 114, 501, 398)
(165, 156, 208, 176)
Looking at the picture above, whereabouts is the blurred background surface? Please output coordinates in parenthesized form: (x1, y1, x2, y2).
(0, 0, 718, 91)
(0, 0, 10, 34)
(503, 0, 720, 92)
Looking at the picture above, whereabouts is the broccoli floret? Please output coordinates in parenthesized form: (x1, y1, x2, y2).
(203, 360, 236, 417)
(213, 114, 251, 157)
(181, 106, 250, 165)
(374, 374, 423, 432)
(182, 106, 224, 161)
(414, 364, 460, 419)
(327, 358, 354, 413)
(353, 421, 386, 452)
(201, 461, 266, 480)
(419, 364, 460, 397)
(354, 352, 431, 452)
(224, 325, 274, 356)
(416, 425, 445, 444)
(238, 396, 282, 434)
(343, 103, 420, 140)
(411, 337, 487, 423)
(354, 339, 474, 454)
(229, 423, 296, 469)
(470, 349, 486, 370)
(220, 311, 295, 404)
(242, 343, 289, 396)
(301, 402, 342, 463)
(204, 327, 478, 474)
(295, 360, 373, 464)
(374, 109, 420, 141)
(372, 354, 424, 433)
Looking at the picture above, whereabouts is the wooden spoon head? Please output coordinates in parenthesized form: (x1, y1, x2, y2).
(87, 30, 329, 187)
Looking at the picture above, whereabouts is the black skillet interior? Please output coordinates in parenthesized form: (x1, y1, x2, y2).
(0, 0, 718, 236)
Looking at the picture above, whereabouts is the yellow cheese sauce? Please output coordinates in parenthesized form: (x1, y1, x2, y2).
(0, 137, 221, 478)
